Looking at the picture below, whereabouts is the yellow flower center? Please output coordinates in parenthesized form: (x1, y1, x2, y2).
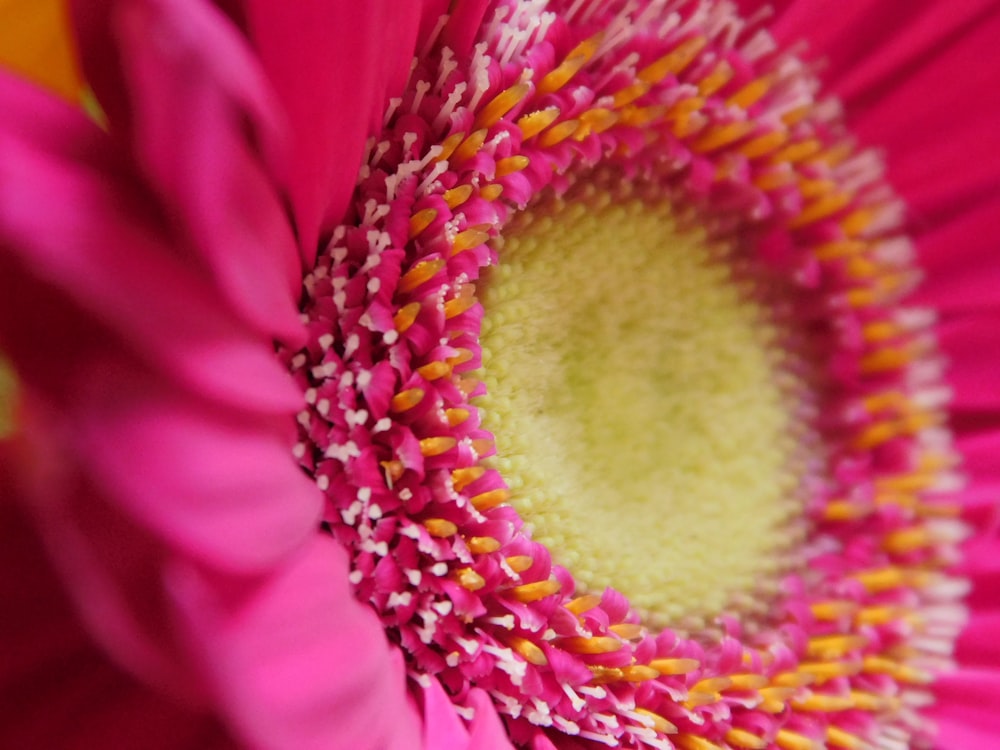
(477, 173, 806, 630)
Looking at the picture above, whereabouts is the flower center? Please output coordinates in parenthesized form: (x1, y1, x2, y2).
(477, 174, 806, 630)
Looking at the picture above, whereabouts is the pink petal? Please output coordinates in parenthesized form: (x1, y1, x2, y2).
(466, 687, 517, 750)
(0, 268, 321, 574)
(954, 614, 1000, 670)
(420, 677, 476, 748)
(0, 72, 301, 415)
(929, 670, 1000, 749)
(4, 429, 204, 701)
(939, 313, 1000, 412)
(70, 0, 305, 345)
(73, 372, 322, 573)
(241, 0, 429, 263)
(169, 534, 423, 750)
(0, 501, 236, 750)
(910, 199, 1000, 315)
(416, 680, 514, 749)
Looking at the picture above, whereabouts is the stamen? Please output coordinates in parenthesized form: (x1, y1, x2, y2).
(475, 81, 533, 129)
(538, 119, 581, 147)
(390, 387, 425, 412)
(508, 635, 548, 665)
(649, 657, 700, 675)
(537, 33, 604, 95)
(505, 555, 534, 573)
(393, 302, 422, 333)
(518, 107, 561, 139)
(495, 155, 531, 176)
(560, 636, 624, 654)
(443, 184, 475, 209)
(409, 208, 439, 238)
(420, 436, 457, 456)
(469, 488, 509, 512)
(634, 708, 678, 734)
(453, 129, 489, 162)
(510, 578, 561, 602)
(452, 466, 486, 491)
(775, 729, 820, 750)
(466, 536, 502, 554)
(676, 735, 725, 750)
(726, 728, 768, 749)
(425, 518, 459, 537)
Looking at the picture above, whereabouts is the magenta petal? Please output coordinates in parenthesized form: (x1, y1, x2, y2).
(0, 501, 236, 750)
(5, 425, 203, 699)
(929, 670, 1000, 749)
(169, 535, 423, 750)
(420, 677, 475, 748)
(242, 0, 427, 262)
(938, 314, 1000, 412)
(466, 688, 517, 750)
(76, 375, 321, 572)
(955, 614, 1000, 670)
(416, 679, 513, 749)
(72, 0, 305, 345)
(911, 199, 1000, 315)
(0, 73, 301, 415)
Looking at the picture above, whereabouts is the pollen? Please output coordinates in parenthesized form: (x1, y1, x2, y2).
(477, 172, 804, 629)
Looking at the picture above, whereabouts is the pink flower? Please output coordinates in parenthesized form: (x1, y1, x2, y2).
(1, 1, 997, 749)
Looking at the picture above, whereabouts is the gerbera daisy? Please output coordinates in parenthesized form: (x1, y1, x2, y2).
(0, 1, 996, 749)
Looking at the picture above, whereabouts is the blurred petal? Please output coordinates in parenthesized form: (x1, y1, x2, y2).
(70, 0, 305, 344)
(929, 671, 1000, 746)
(241, 0, 428, 263)
(939, 314, 1000, 412)
(170, 535, 423, 750)
(76, 375, 322, 573)
(912, 200, 1000, 315)
(0, 500, 236, 750)
(0, 71, 302, 415)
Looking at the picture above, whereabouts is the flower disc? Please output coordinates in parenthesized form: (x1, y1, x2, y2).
(289, 2, 966, 748)
(478, 172, 805, 630)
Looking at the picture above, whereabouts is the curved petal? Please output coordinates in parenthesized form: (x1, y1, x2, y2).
(69, 0, 305, 345)
(0, 500, 237, 750)
(418, 680, 515, 750)
(939, 314, 1000, 413)
(0, 262, 321, 575)
(169, 534, 423, 750)
(911, 200, 1000, 315)
(240, 0, 430, 263)
(0, 71, 301, 415)
(75, 376, 322, 573)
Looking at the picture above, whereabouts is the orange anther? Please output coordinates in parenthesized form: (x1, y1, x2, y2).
(419, 436, 456, 456)
(474, 81, 532, 129)
(424, 518, 458, 537)
(469, 488, 509, 512)
(390, 387, 425, 412)
(399, 258, 446, 293)
(451, 466, 485, 492)
(408, 208, 439, 238)
(510, 578, 561, 602)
